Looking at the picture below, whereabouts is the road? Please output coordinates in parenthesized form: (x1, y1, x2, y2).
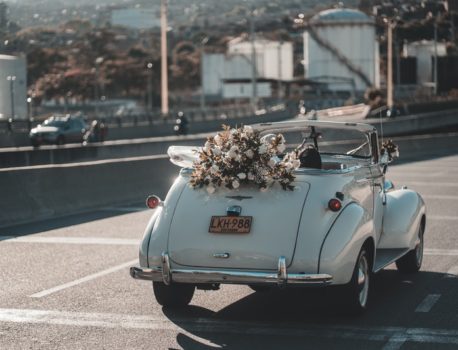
(1, 153, 457, 349)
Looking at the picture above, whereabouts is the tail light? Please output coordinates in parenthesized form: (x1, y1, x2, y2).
(328, 198, 342, 212)
(146, 195, 162, 209)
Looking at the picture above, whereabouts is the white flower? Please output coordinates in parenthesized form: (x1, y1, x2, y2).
(211, 164, 220, 174)
(228, 149, 237, 159)
(232, 179, 240, 189)
(214, 134, 222, 146)
(268, 158, 276, 167)
(247, 172, 255, 181)
(237, 172, 246, 180)
(258, 144, 268, 154)
(243, 125, 253, 135)
(245, 149, 254, 159)
(206, 185, 215, 194)
(213, 147, 222, 156)
(277, 143, 286, 153)
(260, 186, 268, 192)
(292, 160, 300, 169)
(230, 145, 239, 152)
(235, 154, 242, 162)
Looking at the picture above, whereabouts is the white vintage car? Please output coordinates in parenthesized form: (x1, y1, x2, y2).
(130, 120, 426, 314)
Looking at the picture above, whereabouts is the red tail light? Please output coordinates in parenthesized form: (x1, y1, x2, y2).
(328, 198, 342, 212)
(146, 195, 162, 209)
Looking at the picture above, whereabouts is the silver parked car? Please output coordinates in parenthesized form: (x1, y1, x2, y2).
(29, 114, 88, 147)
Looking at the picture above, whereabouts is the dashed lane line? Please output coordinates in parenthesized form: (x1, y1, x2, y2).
(0, 308, 458, 347)
(424, 249, 458, 256)
(422, 194, 458, 200)
(0, 236, 139, 245)
(30, 259, 137, 298)
(2, 237, 458, 257)
(429, 215, 458, 221)
(415, 294, 441, 313)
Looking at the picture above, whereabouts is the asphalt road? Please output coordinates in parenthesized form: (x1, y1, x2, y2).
(1, 153, 458, 349)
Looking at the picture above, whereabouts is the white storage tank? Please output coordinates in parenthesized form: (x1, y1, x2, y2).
(0, 54, 27, 119)
(304, 8, 380, 92)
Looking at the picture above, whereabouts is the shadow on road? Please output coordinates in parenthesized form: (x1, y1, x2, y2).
(0, 204, 146, 237)
(162, 269, 454, 349)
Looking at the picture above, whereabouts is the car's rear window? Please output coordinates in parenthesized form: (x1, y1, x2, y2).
(260, 126, 371, 159)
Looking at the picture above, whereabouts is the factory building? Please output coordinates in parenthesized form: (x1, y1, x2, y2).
(303, 8, 380, 92)
(0, 55, 27, 119)
(202, 39, 293, 99)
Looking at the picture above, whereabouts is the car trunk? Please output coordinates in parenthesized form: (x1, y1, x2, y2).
(168, 181, 310, 270)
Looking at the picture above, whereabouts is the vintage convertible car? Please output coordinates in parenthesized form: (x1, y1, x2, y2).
(130, 120, 426, 314)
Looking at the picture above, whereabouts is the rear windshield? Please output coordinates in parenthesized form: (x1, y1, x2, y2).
(260, 126, 371, 159)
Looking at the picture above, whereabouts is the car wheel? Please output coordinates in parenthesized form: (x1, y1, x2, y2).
(249, 285, 271, 293)
(396, 224, 424, 274)
(56, 135, 65, 145)
(152, 282, 195, 308)
(343, 247, 371, 315)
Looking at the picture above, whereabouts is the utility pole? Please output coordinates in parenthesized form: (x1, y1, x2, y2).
(249, 8, 257, 111)
(161, 0, 169, 116)
(433, 21, 438, 95)
(278, 41, 283, 100)
(7, 75, 15, 119)
(386, 21, 393, 110)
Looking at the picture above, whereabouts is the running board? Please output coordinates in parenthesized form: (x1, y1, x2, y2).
(374, 248, 410, 273)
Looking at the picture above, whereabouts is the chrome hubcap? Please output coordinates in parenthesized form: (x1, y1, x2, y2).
(358, 255, 369, 307)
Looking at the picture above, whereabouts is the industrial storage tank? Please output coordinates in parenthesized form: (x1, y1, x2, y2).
(0, 54, 27, 119)
(303, 8, 380, 92)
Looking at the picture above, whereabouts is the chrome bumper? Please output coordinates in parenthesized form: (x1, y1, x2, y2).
(130, 252, 332, 286)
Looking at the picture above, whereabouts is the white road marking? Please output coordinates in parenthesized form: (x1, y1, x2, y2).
(30, 260, 137, 298)
(422, 194, 458, 200)
(424, 249, 458, 256)
(382, 334, 407, 350)
(429, 215, 458, 221)
(0, 236, 138, 245)
(415, 294, 441, 313)
(445, 266, 458, 278)
(101, 207, 147, 212)
(0, 308, 458, 346)
(396, 181, 458, 187)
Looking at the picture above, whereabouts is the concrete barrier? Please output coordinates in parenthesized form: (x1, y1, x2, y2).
(1, 132, 457, 229)
(0, 156, 178, 228)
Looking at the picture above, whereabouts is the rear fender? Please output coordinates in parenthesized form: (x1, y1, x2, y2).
(378, 189, 426, 249)
(144, 175, 187, 268)
(319, 203, 375, 285)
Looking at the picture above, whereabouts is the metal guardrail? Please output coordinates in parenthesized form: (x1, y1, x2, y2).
(0, 104, 284, 134)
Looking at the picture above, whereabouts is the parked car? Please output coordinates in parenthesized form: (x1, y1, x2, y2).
(29, 114, 88, 147)
(130, 120, 426, 314)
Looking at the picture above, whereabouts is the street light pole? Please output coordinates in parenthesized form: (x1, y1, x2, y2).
(386, 21, 394, 110)
(161, 0, 169, 116)
(7, 75, 16, 120)
(249, 8, 257, 111)
(200, 36, 208, 110)
(147, 62, 153, 112)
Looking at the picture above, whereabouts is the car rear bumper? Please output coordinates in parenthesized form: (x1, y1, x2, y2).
(130, 252, 332, 286)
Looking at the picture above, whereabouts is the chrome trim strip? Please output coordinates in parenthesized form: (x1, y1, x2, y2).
(161, 252, 171, 285)
(130, 253, 333, 286)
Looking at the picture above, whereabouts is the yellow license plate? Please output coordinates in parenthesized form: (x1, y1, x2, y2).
(209, 216, 252, 234)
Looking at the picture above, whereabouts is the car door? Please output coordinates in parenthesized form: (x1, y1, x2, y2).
(369, 132, 385, 244)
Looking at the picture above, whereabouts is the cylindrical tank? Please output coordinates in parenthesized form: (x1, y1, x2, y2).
(0, 54, 27, 119)
(304, 8, 380, 91)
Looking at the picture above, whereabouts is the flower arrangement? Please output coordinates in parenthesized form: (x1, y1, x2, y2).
(381, 139, 400, 161)
(189, 125, 300, 193)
